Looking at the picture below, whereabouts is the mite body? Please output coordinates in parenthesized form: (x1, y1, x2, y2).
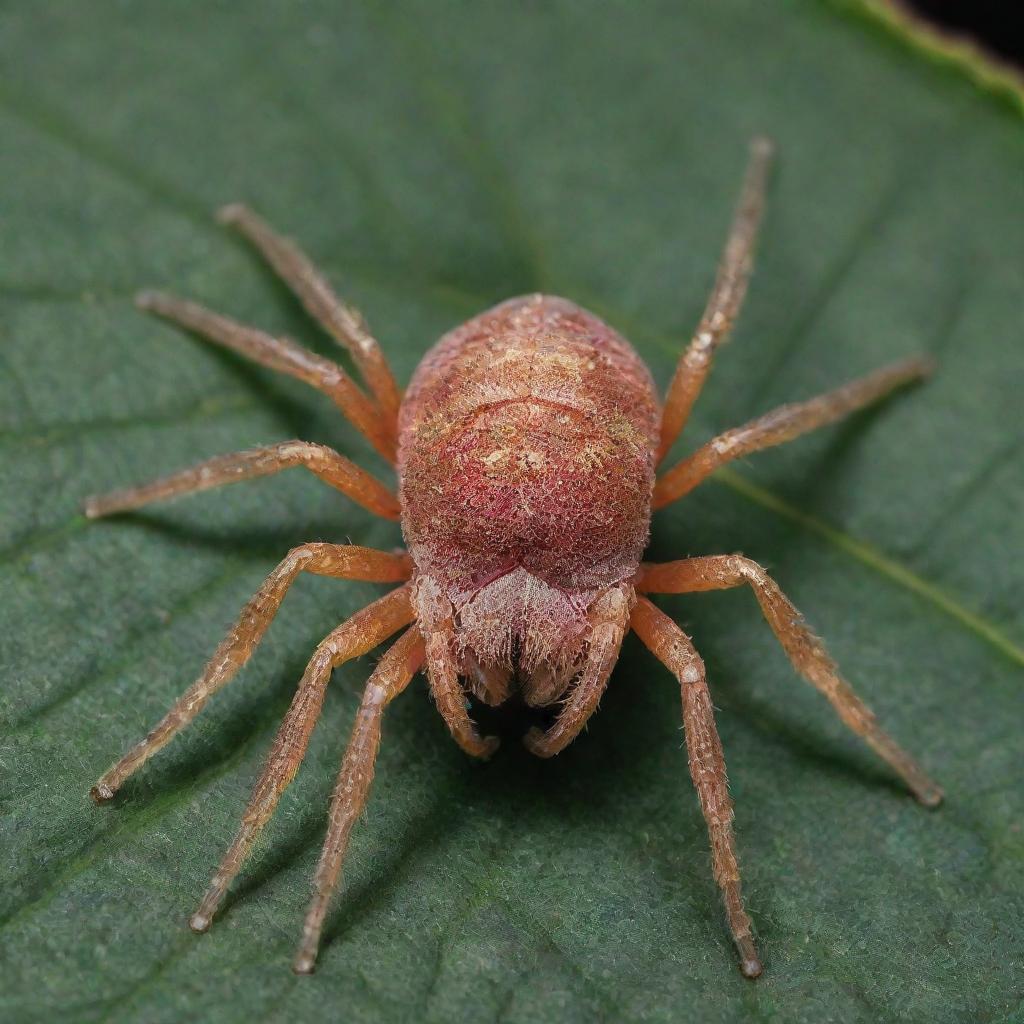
(401, 296, 657, 714)
(86, 140, 942, 978)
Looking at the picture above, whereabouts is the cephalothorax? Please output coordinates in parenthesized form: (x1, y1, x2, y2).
(87, 138, 942, 977)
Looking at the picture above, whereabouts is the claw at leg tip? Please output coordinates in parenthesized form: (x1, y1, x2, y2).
(90, 782, 114, 804)
(522, 727, 550, 758)
(216, 203, 245, 225)
(189, 912, 211, 934)
(741, 956, 764, 979)
(738, 936, 763, 979)
(292, 954, 316, 975)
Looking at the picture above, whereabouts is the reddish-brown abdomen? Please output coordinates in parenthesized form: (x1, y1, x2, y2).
(398, 295, 660, 604)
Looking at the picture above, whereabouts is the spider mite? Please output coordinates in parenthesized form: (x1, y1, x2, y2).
(86, 137, 942, 978)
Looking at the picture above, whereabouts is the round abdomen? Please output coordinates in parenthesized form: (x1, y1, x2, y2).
(398, 295, 660, 602)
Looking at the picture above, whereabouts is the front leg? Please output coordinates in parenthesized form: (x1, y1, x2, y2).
(523, 586, 632, 757)
(91, 549, 412, 801)
(414, 577, 499, 759)
(293, 626, 426, 973)
(636, 555, 943, 805)
(630, 596, 763, 979)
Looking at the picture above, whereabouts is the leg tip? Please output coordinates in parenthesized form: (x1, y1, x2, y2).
(189, 912, 212, 934)
(134, 290, 160, 311)
(216, 203, 246, 226)
(522, 727, 553, 758)
(292, 953, 317, 975)
(917, 784, 944, 809)
(83, 499, 101, 519)
(750, 135, 776, 160)
(737, 935, 763, 979)
(741, 956, 764, 979)
(90, 782, 115, 804)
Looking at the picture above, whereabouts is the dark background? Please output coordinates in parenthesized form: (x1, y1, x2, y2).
(909, 1, 1022, 67)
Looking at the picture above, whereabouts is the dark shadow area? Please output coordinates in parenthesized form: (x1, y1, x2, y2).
(744, 398, 906, 520)
(184, 336, 323, 442)
(907, 1, 1024, 68)
(90, 513, 382, 562)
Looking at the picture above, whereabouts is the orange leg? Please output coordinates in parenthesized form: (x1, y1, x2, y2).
(658, 137, 774, 463)
(636, 556, 943, 805)
(630, 596, 762, 979)
(90, 553, 412, 802)
(135, 291, 395, 461)
(654, 357, 933, 508)
(84, 439, 399, 521)
(218, 203, 401, 423)
(413, 578, 498, 759)
(523, 587, 632, 757)
(188, 590, 416, 933)
(293, 626, 426, 974)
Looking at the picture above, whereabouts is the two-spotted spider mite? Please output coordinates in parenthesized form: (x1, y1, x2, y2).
(87, 138, 942, 977)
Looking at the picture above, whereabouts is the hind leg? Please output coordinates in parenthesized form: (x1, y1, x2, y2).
(136, 291, 395, 460)
(218, 203, 401, 421)
(85, 440, 399, 520)
(658, 137, 774, 461)
(654, 356, 932, 508)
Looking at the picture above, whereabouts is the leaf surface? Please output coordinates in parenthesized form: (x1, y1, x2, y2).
(1, 3, 1021, 1022)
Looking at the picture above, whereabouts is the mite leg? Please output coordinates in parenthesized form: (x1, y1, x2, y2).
(414, 578, 498, 758)
(658, 136, 774, 463)
(293, 626, 426, 974)
(630, 596, 762, 979)
(84, 440, 399, 521)
(218, 204, 402, 423)
(135, 291, 395, 461)
(636, 556, 943, 805)
(654, 356, 933, 509)
(90, 556, 413, 802)
(523, 587, 632, 757)
(189, 605, 418, 934)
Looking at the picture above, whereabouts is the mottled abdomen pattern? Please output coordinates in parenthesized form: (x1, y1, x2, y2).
(399, 295, 660, 697)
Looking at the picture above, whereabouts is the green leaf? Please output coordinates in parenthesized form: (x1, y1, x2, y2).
(1, 3, 1021, 1021)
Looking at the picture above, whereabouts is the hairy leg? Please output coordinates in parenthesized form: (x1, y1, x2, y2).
(293, 626, 426, 974)
(91, 555, 413, 801)
(630, 596, 762, 978)
(413, 578, 498, 758)
(523, 587, 632, 757)
(84, 440, 399, 520)
(219, 203, 401, 423)
(189, 595, 416, 933)
(654, 356, 933, 509)
(136, 291, 395, 461)
(636, 556, 943, 805)
(658, 137, 774, 463)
